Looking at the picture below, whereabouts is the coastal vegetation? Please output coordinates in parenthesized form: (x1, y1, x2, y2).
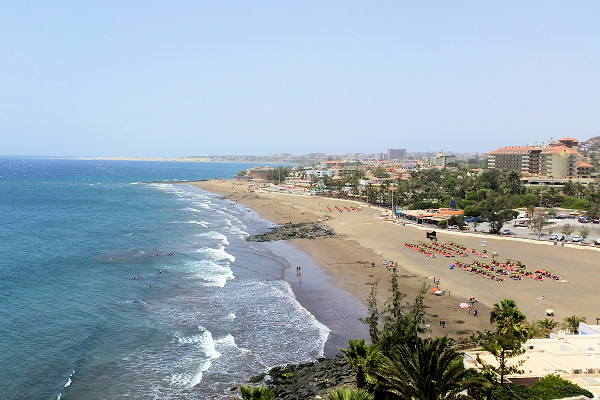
(240, 162, 600, 237)
(362, 167, 600, 222)
(240, 276, 593, 399)
(297, 165, 600, 230)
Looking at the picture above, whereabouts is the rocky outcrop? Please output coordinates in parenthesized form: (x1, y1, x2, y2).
(247, 222, 335, 242)
(249, 356, 356, 399)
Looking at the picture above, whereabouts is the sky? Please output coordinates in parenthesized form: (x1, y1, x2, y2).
(1, 1, 599, 157)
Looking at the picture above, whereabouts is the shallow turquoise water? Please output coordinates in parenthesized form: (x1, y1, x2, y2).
(0, 158, 333, 399)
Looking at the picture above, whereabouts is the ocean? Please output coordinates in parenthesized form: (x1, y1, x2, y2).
(0, 158, 367, 400)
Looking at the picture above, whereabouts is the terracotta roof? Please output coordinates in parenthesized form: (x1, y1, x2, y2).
(542, 146, 579, 154)
(558, 137, 579, 142)
(433, 209, 463, 217)
(488, 146, 540, 154)
(579, 161, 593, 168)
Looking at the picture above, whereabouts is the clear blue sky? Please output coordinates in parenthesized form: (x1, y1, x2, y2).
(1, 1, 599, 157)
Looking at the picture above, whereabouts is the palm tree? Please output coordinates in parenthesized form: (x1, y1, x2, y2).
(489, 299, 528, 337)
(563, 315, 587, 334)
(340, 339, 381, 388)
(562, 180, 576, 196)
(533, 318, 557, 337)
(239, 385, 274, 400)
(327, 387, 374, 400)
(527, 323, 544, 339)
(377, 336, 490, 399)
(481, 299, 529, 385)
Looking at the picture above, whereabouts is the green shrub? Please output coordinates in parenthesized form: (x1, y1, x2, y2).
(562, 196, 589, 210)
(529, 374, 593, 399)
(491, 374, 593, 399)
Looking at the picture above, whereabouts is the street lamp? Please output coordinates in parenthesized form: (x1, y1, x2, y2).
(538, 187, 544, 240)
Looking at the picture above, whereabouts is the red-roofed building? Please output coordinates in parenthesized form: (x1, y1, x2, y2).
(487, 139, 591, 179)
(557, 137, 579, 150)
(578, 160, 595, 178)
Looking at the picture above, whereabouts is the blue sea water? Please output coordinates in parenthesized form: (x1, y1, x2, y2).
(0, 158, 358, 400)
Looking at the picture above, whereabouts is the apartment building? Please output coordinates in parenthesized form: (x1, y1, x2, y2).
(487, 137, 586, 179)
(387, 148, 407, 160)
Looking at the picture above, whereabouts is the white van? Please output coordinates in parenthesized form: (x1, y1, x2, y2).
(595, 238, 600, 246)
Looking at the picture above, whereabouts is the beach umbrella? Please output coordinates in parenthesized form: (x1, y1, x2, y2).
(459, 303, 469, 309)
(434, 290, 443, 295)
(546, 309, 554, 314)
(431, 288, 440, 292)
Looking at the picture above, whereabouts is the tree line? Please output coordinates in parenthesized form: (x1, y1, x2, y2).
(310, 166, 600, 233)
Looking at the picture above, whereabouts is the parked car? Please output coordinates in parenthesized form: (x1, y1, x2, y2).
(459, 225, 468, 230)
(549, 234, 566, 241)
(592, 219, 600, 224)
(571, 235, 583, 242)
(595, 238, 600, 246)
(578, 217, 589, 223)
(501, 229, 511, 235)
(448, 225, 458, 230)
(549, 234, 558, 240)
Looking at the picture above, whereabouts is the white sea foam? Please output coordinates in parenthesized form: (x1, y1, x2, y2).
(185, 259, 234, 287)
(64, 371, 73, 388)
(169, 326, 221, 388)
(215, 334, 250, 354)
(185, 220, 209, 227)
(192, 202, 211, 210)
(174, 328, 221, 359)
(232, 280, 331, 360)
(188, 361, 210, 387)
(56, 370, 75, 400)
(222, 223, 247, 238)
(170, 359, 212, 388)
(196, 231, 229, 245)
(147, 182, 175, 191)
(194, 245, 235, 263)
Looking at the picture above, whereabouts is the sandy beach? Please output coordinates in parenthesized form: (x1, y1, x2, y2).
(188, 180, 600, 342)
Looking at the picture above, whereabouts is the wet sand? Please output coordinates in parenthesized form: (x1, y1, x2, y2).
(188, 180, 600, 341)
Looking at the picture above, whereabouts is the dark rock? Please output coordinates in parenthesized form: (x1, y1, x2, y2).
(247, 222, 335, 242)
(248, 357, 356, 400)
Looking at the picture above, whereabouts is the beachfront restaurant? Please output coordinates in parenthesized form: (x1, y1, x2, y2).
(398, 208, 464, 225)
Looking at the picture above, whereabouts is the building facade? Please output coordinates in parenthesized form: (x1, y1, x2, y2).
(487, 137, 589, 180)
(387, 148, 407, 160)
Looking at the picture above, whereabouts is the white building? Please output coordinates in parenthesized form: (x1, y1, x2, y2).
(464, 323, 600, 397)
(304, 169, 334, 178)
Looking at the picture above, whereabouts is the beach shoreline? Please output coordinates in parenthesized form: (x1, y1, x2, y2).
(186, 180, 496, 341)
(186, 179, 600, 348)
